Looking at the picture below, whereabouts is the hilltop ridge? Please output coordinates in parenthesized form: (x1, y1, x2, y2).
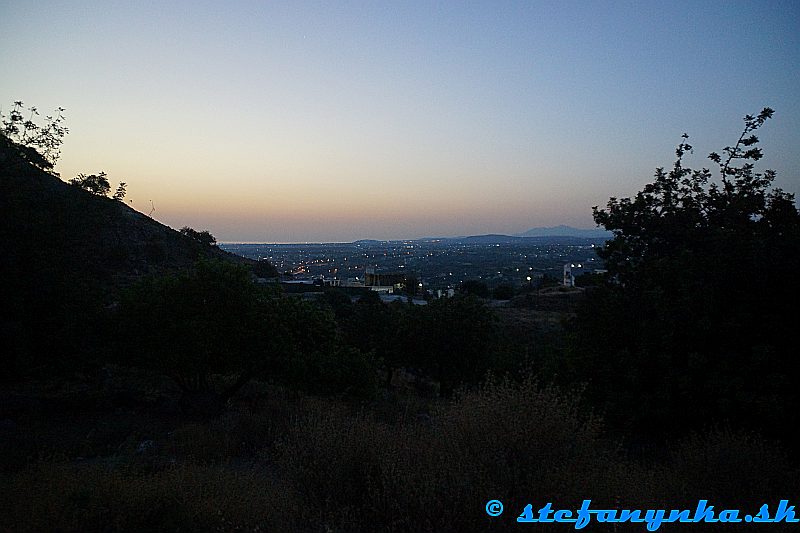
(1, 135, 264, 378)
(0, 138, 252, 293)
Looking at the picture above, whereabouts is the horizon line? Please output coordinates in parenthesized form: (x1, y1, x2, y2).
(218, 226, 612, 246)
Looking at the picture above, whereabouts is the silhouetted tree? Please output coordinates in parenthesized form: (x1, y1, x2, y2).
(180, 226, 217, 247)
(117, 260, 380, 409)
(593, 108, 791, 288)
(112, 182, 127, 201)
(402, 275, 420, 296)
(116, 260, 284, 412)
(272, 292, 380, 398)
(393, 295, 499, 394)
(341, 290, 396, 371)
(1, 100, 68, 173)
(460, 279, 490, 298)
(67, 171, 128, 200)
(567, 108, 800, 443)
(252, 258, 280, 278)
(573, 272, 605, 287)
(69, 172, 111, 196)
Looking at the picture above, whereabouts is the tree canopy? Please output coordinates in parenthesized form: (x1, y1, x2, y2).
(68, 172, 111, 196)
(180, 226, 217, 247)
(593, 108, 796, 289)
(1, 100, 67, 174)
(116, 260, 381, 409)
(567, 108, 800, 443)
(116, 260, 297, 412)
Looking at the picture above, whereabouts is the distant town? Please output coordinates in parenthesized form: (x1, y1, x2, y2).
(221, 235, 608, 296)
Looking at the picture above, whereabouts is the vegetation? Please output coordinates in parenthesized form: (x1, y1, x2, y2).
(1, 100, 127, 201)
(116, 260, 385, 408)
(253, 257, 280, 278)
(1, 100, 67, 173)
(0, 103, 256, 383)
(1, 376, 795, 532)
(392, 295, 501, 395)
(68, 171, 127, 200)
(179, 226, 218, 246)
(2, 104, 797, 530)
(492, 283, 515, 300)
(460, 279, 490, 298)
(563, 108, 800, 444)
(117, 260, 277, 411)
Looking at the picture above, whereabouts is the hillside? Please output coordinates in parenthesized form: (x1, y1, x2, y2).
(0, 140, 252, 293)
(0, 137, 259, 378)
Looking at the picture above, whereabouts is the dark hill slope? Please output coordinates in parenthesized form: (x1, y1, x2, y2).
(0, 139, 258, 378)
(1, 141, 253, 293)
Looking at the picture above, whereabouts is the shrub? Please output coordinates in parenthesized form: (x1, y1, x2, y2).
(657, 428, 797, 507)
(275, 373, 623, 531)
(0, 462, 294, 532)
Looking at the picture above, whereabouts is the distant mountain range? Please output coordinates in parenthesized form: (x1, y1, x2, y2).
(515, 225, 612, 239)
(411, 226, 612, 245)
(240, 226, 613, 246)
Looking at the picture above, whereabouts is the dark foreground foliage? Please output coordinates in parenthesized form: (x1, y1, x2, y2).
(1, 376, 796, 532)
(0, 137, 261, 384)
(114, 259, 511, 407)
(559, 109, 800, 447)
(3, 105, 798, 531)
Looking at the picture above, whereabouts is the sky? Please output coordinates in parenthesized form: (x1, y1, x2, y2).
(1, 1, 798, 243)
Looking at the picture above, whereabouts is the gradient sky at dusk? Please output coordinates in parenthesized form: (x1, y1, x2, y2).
(2, 1, 798, 242)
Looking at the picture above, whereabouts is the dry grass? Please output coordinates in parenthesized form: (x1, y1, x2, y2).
(2, 376, 796, 532)
(0, 462, 294, 532)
